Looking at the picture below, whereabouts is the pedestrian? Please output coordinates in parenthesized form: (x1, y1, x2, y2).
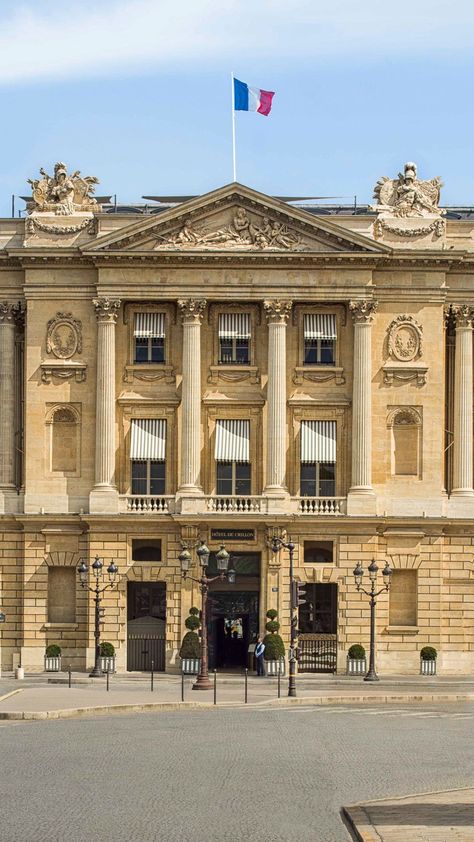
(255, 636, 265, 676)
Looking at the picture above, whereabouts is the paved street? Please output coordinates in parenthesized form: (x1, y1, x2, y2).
(0, 703, 473, 842)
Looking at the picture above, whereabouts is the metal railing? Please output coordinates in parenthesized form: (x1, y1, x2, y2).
(298, 496, 346, 515)
(121, 495, 174, 513)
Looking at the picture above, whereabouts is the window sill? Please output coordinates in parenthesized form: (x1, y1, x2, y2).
(208, 365, 260, 385)
(293, 365, 345, 385)
(43, 623, 79, 630)
(123, 364, 175, 384)
(385, 625, 419, 635)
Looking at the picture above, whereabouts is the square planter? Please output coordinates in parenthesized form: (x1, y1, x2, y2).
(264, 659, 285, 676)
(44, 656, 61, 672)
(420, 658, 436, 675)
(347, 657, 366, 676)
(100, 655, 116, 674)
(181, 658, 200, 675)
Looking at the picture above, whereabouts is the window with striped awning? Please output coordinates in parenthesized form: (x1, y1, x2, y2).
(215, 420, 250, 462)
(218, 313, 251, 339)
(304, 314, 337, 340)
(300, 421, 336, 463)
(130, 419, 166, 460)
(134, 312, 166, 338)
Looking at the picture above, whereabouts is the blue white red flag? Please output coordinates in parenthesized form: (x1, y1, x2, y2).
(233, 78, 275, 116)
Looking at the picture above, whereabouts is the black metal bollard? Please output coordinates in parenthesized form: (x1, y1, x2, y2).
(106, 669, 110, 692)
(68, 667, 72, 689)
(245, 668, 248, 704)
(181, 671, 184, 702)
(277, 670, 281, 699)
(213, 669, 217, 705)
(151, 660, 154, 693)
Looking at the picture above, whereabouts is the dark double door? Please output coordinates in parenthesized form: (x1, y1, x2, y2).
(208, 591, 259, 671)
(298, 583, 338, 673)
(127, 582, 166, 671)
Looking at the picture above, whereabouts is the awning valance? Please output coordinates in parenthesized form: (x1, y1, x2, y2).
(134, 312, 166, 339)
(218, 313, 251, 339)
(300, 420, 336, 463)
(215, 419, 250, 462)
(304, 313, 337, 340)
(130, 419, 166, 460)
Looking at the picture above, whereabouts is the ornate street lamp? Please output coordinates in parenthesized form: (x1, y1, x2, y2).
(78, 555, 119, 677)
(353, 558, 392, 682)
(269, 535, 297, 697)
(179, 541, 233, 690)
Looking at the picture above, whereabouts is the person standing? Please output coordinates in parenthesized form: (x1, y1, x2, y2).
(255, 636, 265, 676)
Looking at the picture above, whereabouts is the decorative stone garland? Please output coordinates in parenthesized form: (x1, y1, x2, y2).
(27, 216, 97, 235)
(374, 217, 445, 239)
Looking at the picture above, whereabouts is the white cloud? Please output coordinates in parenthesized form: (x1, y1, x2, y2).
(0, 0, 472, 85)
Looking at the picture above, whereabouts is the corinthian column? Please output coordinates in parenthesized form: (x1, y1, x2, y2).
(0, 302, 22, 512)
(264, 300, 292, 495)
(347, 300, 377, 514)
(178, 299, 206, 495)
(451, 305, 474, 497)
(89, 298, 121, 514)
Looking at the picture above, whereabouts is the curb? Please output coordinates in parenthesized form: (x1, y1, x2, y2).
(1, 691, 473, 720)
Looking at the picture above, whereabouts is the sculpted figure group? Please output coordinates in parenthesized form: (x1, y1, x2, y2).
(28, 162, 99, 215)
(164, 207, 302, 251)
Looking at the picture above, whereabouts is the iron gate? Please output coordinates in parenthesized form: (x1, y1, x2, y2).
(298, 635, 337, 673)
(127, 634, 166, 671)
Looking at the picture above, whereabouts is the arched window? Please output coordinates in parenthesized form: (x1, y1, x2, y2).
(50, 407, 78, 473)
(389, 409, 421, 477)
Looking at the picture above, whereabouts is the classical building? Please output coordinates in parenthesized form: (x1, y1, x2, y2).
(0, 160, 473, 674)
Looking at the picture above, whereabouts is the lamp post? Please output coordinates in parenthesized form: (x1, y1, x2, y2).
(269, 536, 297, 697)
(353, 558, 392, 682)
(179, 541, 234, 690)
(78, 555, 118, 678)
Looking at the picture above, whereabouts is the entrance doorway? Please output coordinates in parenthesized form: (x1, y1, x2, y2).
(207, 551, 260, 671)
(298, 583, 338, 673)
(127, 581, 166, 671)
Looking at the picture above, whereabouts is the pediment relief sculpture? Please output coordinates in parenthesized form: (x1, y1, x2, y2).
(387, 315, 423, 362)
(28, 162, 99, 216)
(46, 312, 82, 359)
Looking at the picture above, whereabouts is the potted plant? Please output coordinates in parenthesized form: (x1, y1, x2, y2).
(44, 644, 62, 672)
(420, 646, 437, 675)
(179, 607, 201, 674)
(100, 641, 116, 673)
(263, 609, 285, 676)
(347, 644, 366, 675)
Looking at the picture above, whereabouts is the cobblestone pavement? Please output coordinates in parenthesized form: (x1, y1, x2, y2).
(0, 704, 472, 842)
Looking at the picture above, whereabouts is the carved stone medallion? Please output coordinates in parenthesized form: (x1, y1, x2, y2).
(387, 315, 423, 362)
(46, 312, 82, 359)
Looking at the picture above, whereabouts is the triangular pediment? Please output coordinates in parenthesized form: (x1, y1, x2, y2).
(84, 183, 389, 255)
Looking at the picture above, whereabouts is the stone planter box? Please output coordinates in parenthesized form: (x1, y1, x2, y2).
(347, 657, 366, 675)
(265, 659, 285, 676)
(100, 655, 116, 674)
(181, 658, 200, 675)
(44, 655, 62, 672)
(420, 658, 436, 675)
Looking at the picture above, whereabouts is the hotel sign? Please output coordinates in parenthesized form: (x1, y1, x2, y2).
(210, 529, 255, 542)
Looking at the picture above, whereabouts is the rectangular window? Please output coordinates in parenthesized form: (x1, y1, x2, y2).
(303, 314, 336, 365)
(130, 419, 166, 494)
(215, 419, 251, 494)
(218, 313, 251, 364)
(132, 460, 165, 495)
(300, 420, 336, 496)
(389, 570, 417, 626)
(48, 567, 76, 623)
(299, 583, 337, 634)
(217, 462, 251, 495)
(134, 313, 165, 363)
(304, 541, 334, 564)
(300, 462, 335, 496)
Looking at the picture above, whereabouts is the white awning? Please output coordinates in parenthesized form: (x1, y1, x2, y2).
(134, 312, 166, 338)
(218, 313, 251, 339)
(300, 421, 336, 463)
(304, 314, 337, 340)
(215, 420, 250, 462)
(130, 419, 166, 460)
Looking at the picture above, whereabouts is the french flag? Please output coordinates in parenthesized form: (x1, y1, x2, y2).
(233, 77, 275, 116)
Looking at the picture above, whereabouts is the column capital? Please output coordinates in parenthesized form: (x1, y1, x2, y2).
(0, 301, 24, 326)
(450, 304, 474, 329)
(263, 300, 292, 325)
(349, 299, 378, 324)
(178, 299, 206, 324)
(93, 298, 121, 323)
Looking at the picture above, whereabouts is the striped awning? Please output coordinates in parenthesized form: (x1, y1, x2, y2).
(215, 420, 250, 462)
(134, 312, 166, 338)
(130, 419, 166, 460)
(218, 313, 251, 339)
(300, 421, 336, 463)
(304, 314, 337, 340)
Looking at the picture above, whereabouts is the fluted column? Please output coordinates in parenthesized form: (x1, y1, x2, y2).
(0, 303, 21, 497)
(264, 300, 292, 493)
(178, 299, 206, 495)
(348, 300, 377, 513)
(90, 298, 120, 513)
(451, 305, 474, 496)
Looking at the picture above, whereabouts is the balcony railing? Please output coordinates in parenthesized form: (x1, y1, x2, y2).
(298, 496, 346, 515)
(206, 495, 265, 513)
(121, 495, 174, 513)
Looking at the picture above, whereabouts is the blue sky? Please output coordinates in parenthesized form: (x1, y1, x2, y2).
(0, 1, 473, 216)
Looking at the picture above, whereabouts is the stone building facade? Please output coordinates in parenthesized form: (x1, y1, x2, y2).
(0, 161, 473, 674)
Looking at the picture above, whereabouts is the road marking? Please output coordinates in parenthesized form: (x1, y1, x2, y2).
(251, 705, 474, 719)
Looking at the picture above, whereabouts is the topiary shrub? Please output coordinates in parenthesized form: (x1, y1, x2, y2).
(189, 606, 200, 616)
(45, 644, 61, 658)
(180, 608, 201, 659)
(264, 609, 285, 661)
(185, 614, 201, 632)
(420, 646, 437, 661)
(348, 644, 366, 660)
(100, 641, 115, 657)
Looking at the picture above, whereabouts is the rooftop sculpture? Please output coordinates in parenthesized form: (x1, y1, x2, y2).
(372, 162, 444, 219)
(27, 162, 99, 215)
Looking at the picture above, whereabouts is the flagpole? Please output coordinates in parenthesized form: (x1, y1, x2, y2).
(231, 72, 237, 182)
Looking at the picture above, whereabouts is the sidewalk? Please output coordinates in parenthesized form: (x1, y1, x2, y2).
(343, 787, 474, 841)
(1, 673, 474, 719)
